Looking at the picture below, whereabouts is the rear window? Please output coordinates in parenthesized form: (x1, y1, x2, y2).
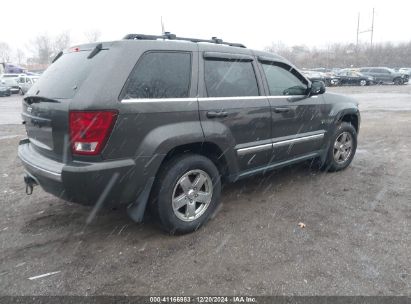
(204, 60, 259, 97)
(28, 50, 107, 99)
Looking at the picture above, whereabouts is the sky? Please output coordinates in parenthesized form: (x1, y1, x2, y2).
(1, 0, 411, 56)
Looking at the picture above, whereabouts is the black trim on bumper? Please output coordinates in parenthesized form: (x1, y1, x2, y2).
(18, 139, 147, 206)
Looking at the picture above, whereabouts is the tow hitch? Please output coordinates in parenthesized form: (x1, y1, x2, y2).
(24, 175, 37, 195)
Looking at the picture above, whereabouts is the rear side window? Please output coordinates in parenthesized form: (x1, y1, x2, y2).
(121, 52, 191, 99)
(261, 62, 308, 96)
(204, 60, 259, 97)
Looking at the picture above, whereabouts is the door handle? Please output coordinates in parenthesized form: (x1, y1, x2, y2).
(273, 107, 290, 113)
(206, 111, 228, 118)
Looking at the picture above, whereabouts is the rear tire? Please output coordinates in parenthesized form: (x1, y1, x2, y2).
(394, 78, 403, 85)
(359, 79, 367, 86)
(322, 122, 357, 172)
(150, 154, 221, 234)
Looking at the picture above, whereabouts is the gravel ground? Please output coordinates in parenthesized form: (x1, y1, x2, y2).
(0, 85, 410, 296)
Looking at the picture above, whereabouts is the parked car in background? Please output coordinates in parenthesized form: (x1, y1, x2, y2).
(301, 70, 325, 83)
(0, 84, 11, 97)
(311, 68, 341, 75)
(359, 67, 409, 85)
(302, 70, 339, 86)
(0, 78, 20, 94)
(337, 69, 374, 86)
(310, 68, 341, 86)
(1, 73, 26, 79)
(399, 68, 411, 76)
(324, 73, 340, 86)
(18, 75, 39, 95)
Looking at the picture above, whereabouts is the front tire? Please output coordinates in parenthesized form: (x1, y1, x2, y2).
(150, 154, 221, 234)
(359, 79, 367, 86)
(323, 122, 357, 172)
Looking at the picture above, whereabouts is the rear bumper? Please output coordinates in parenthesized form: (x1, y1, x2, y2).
(18, 139, 157, 206)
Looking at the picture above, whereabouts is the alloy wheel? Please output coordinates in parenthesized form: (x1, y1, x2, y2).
(171, 169, 213, 222)
(333, 132, 353, 164)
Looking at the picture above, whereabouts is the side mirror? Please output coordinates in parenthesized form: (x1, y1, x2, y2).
(309, 81, 326, 96)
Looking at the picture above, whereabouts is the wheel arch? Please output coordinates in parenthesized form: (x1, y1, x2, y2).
(157, 141, 237, 183)
(339, 113, 359, 133)
(334, 109, 360, 134)
(318, 108, 360, 166)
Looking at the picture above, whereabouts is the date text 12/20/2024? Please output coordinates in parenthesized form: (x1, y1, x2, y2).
(150, 296, 257, 303)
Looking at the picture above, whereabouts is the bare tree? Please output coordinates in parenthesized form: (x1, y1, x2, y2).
(265, 41, 411, 69)
(84, 30, 101, 43)
(52, 31, 71, 54)
(29, 32, 71, 64)
(16, 48, 25, 65)
(0, 42, 11, 62)
(30, 34, 53, 64)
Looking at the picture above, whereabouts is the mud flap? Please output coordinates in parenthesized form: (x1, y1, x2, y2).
(24, 174, 38, 195)
(127, 177, 155, 223)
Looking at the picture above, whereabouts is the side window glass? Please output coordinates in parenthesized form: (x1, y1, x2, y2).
(261, 62, 308, 96)
(122, 52, 191, 99)
(204, 59, 259, 97)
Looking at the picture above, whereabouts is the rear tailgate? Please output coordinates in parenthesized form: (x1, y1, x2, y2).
(22, 45, 109, 161)
(22, 97, 69, 161)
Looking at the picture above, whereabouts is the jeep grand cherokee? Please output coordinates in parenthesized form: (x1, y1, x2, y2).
(18, 33, 360, 234)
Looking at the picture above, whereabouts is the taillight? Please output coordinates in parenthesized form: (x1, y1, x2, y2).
(69, 110, 117, 155)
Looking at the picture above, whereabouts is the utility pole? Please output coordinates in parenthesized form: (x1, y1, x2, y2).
(356, 8, 375, 47)
(356, 12, 360, 48)
(370, 8, 375, 47)
(161, 16, 165, 35)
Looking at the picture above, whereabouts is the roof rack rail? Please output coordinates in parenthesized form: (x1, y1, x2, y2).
(122, 32, 246, 48)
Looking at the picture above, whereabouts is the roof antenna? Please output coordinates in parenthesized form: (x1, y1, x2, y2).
(161, 16, 165, 35)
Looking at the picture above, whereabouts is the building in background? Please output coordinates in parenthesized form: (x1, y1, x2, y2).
(22, 63, 49, 74)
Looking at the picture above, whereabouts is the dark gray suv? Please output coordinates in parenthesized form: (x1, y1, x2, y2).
(18, 34, 360, 234)
(359, 67, 409, 85)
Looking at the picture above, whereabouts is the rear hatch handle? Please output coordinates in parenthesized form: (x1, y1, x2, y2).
(24, 96, 60, 105)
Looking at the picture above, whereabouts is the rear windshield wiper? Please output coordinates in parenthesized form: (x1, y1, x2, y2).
(24, 96, 60, 105)
(87, 43, 103, 59)
(52, 51, 63, 63)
